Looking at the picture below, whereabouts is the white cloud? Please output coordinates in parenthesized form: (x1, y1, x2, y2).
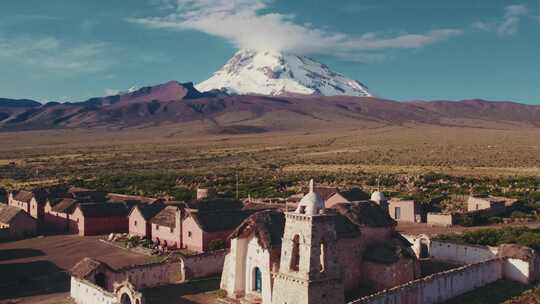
(129, 0, 462, 61)
(472, 4, 529, 35)
(0, 34, 111, 73)
(104, 86, 138, 96)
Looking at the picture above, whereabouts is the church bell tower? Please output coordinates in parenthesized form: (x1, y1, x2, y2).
(272, 180, 344, 304)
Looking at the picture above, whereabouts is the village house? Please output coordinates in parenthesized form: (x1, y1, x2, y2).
(8, 189, 48, 222)
(44, 198, 79, 232)
(150, 205, 182, 249)
(388, 199, 422, 223)
(70, 203, 130, 236)
(0, 204, 37, 240)
(128, 202, 167, 239)
(220, 180, 419, 304)
(149, 199, 253, 252)
(467, 195, 507, 215)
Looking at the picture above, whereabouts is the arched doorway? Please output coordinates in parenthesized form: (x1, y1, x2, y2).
(94, 273, 107, 289)
(253, 267, 262, 293)
(420, 241, 429, 258)
(121, 293, 132, 304)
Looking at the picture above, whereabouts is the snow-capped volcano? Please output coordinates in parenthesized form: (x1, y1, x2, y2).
(196, 49, 371, 97)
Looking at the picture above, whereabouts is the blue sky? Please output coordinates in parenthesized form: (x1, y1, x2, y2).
(1, 0, 539, 103)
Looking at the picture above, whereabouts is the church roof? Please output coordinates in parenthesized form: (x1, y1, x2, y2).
(363, 233, 416, 264)
(229, 210, 286, 250)
(340, 187, 371, 202)
(230, 201, 396, 249)
(332, 201, 396, 228)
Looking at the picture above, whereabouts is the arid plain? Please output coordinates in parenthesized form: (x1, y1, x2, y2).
(2, 123, 540, 189)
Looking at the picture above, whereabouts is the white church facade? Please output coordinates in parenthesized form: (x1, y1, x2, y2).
(220, 180, 420, 304)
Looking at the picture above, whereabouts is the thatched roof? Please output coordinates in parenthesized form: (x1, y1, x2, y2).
(70, 257, 111, 280)
(333, 201, 396, 228)
(189, 209, 255, 233)
(150, 206, 179, 227)
(184, 198, 243, 211)
(107, 193, 159, 205)
(51, 198, 78, 213)
(339, 187, 371, 202)
(229, 210, 286, 250)
(363, 235, 416, 264)
(77, 203, 129, 218)
(132, 202, 166, 221)
(0, 204, 30, 224)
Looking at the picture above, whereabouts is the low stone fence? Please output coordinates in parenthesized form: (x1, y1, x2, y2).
(426, 213, 454, 226)
(107, 259, 183, 291)
(349, 258, 504, 304)
(181, 249, 227, 279)
(430, 240, 499, 264)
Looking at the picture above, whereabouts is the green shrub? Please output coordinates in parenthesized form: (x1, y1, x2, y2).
(207, 239, 227, 251)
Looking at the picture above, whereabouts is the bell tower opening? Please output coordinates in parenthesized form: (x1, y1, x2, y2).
(319, 239, 326, 273)
(290, 234, 300, 271)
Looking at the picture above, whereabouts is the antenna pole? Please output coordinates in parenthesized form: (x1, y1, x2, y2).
(236, 172, 239, 200)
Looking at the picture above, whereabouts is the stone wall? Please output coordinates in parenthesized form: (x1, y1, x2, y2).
(107, 260, 183, 291)
(430, 240, 499, 264)
(362, 257, 418, 291)
(349, 258, 504, 304)
(426, 213, 454, 226)
(71, 277, 117, 304)
(181, 249, 227, 279)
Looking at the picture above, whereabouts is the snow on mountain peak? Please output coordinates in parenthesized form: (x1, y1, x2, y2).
(196, 49, 371, 97)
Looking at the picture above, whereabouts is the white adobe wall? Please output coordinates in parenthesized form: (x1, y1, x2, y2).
(244, 235, 273, 304)
(350, 258, 504, 304)
(221, 237, 248, 298)
(503, 258, 530, 284)
(430, 240, 498, 264)
(70, 277, 117, 304)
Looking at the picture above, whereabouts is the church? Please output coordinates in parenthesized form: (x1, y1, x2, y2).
(220, 180, 420, 304)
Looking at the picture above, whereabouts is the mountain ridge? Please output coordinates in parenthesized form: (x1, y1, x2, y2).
(0, 81, 539, 132)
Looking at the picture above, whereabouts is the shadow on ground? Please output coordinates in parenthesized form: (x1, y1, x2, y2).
(143, 277, 221, 304)
(0, 260, 69, 300)
(0, 248, 45, 262)
(443, 280, 532, 304)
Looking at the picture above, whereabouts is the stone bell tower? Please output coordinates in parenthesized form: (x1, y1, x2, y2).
(272, 180, 344, 304)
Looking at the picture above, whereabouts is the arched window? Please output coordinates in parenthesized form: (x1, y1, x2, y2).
(253, 267, 262, 292)
(121, 293, 132, 304)
(319, 239, 326, 272)
(290, 235, 300, 271)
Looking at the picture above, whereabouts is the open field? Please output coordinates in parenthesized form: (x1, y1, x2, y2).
(2, 125, 540, 186)
(0, 235, 151, 302)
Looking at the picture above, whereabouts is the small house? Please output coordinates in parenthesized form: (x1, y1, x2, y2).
(388, 199, 421, 223)
(44, 198, 79, 232)
(128, 203, 166, 239)
(150, 205, 182, 249)
(0, 204, 37, 239)
(70, 203, 129, 236)
(8, 189, 48, 222)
